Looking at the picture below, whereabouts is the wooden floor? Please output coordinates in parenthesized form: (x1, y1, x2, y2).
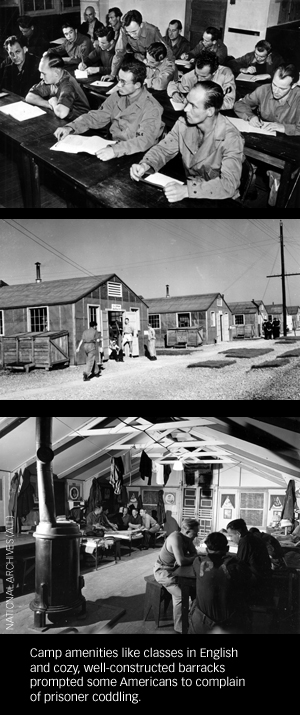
(0, 151, 66, 208)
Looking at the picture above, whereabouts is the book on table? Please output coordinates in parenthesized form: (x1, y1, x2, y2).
(227, 116, 276, 136)
(236, 72, 271, 81)
(50, 134, 116, 155)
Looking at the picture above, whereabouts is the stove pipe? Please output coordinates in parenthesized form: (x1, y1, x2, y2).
(35, 262, 42, 283)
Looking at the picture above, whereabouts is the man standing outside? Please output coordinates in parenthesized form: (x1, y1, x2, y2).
(122, 317, 134, 357)
(76, 320, 101, 381)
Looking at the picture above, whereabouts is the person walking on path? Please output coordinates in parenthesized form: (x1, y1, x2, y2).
(148, 323, 157, 360)
(76, 320, 101, 381)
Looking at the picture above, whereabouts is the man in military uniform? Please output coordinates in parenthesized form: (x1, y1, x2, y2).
(234, 63, 300, 135)
(76, 320, 101, 381)
(130, 81, 244, 203)
(168, 50, 236, 110)
(54, 61, 164, 161)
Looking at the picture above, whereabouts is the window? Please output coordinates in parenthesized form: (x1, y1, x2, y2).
(149, 314, 160, 329)
(107, 282, 122, 298)
(217, 297, 223, 307)
(28, 307, 48, 332)
(88, 305, 100, 329)
(0, 311, 3, 336)
(240, 492, 264, 527)
(235, 315, 245, 325)
(210, 311, 215, 327)
(23, 0, 55, 11)
(177, 313, 191, 328)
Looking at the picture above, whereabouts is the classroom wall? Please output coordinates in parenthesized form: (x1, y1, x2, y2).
(98, 0, 188, 36)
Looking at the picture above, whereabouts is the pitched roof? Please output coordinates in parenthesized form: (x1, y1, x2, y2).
(228, 301, 265, 314)
(146, 293, 228, 313)
(265, 304, 284, 314)
(0, 274, 148, 309)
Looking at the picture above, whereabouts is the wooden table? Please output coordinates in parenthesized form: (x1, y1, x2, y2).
(20, 132, 136, 208)
(242, 132, 300, 207)
(235, 77, 271, 100)
(81, 534, 121, 568)
(86, 163, 246, 209)
(0, 91, 67, 205)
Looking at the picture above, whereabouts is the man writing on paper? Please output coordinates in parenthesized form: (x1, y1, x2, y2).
(130, 81, 244, 203)
(78, 27, 115, 76)
(168, 50, 236, 110)
(26, 52, 90, 119)
(228, 40, 283, 78)
(234, 64, 300, 134)
(54, 61, 164, 161)
(144, 42, 175, 91)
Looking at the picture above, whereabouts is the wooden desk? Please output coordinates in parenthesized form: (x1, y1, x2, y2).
(242, 132, 300, 207)
(20, 132, 136, 208)
(236, 77, 271, 100)
(81, 535, 121, 568)
(86, 163, 246, 209)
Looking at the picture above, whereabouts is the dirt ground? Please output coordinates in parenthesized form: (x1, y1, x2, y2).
(1, 337, 299, 401)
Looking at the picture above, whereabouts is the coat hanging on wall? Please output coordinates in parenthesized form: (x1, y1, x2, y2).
(109, 457, 123, 495)
(17, 468, 35, 519)
(87, 477, 102, 514)
(140, 450, 152, 483)
(8, 472, 21, 516)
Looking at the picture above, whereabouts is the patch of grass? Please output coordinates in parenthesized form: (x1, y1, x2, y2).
(187, 360, 237, 369)
(251, 358, 290, 369)
(220, 348, 274, 358)
(277, 349, 300, 358)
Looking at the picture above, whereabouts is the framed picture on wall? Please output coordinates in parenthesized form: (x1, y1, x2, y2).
(224, 508, 232, 519)
(165, 493, 176, 505)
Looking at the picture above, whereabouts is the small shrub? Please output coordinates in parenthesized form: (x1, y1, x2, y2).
(187, 360, 237, 369)
(251, 359, 290, 369)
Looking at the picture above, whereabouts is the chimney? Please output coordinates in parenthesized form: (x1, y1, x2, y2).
(35, 262, 42, 283)
(166, 284, 170, 298)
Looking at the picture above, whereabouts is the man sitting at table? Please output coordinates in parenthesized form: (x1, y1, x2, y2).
(234, 64, 300, 135)
(168, 50, 236, 110)
(227, 518, 272, 605)
(130, 81, 244, 203)
(144, 42, 175, 91)
(78, 26, 115, 76)
(163, 19, 190, 61)
(188, 532, 252, 634)
(18, 15, 48, 59)
(127, 508, 143, 531)
(154, 518, 199, 634)
(54, 61, 164, 161)
(181, 26, 227, 65)
(79, 6, 104, 42)
(86, 504, 118, 533)
(103, 9, 174, 82)
(139, 508, 160, 549)
(1, 35, 40, 97)
(49, 22, 93, 67)
(26, 52, 90, 119)
(227, 40, 283, 78)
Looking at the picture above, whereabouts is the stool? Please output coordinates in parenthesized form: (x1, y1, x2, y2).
(143, 575, 172, 628)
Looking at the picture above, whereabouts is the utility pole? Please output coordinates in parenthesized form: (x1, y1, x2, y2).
(266, 220, 300, 337)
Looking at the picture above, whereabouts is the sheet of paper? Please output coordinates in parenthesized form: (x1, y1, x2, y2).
(50, 37, 65, 45)
(0, 92, 9, 98)
(144, 172, 184, 188)
(227, 116, 276, 136)
(175, 60, 191, 68)
(90, 80, 114, 87)
(170, 98, 185, 111)
(75, 69, 88, 79)
(106, 84, 119, 95)
(236, 72, 271, 81)
(50, 134, 116, 155)
(0, 100, 46, 121)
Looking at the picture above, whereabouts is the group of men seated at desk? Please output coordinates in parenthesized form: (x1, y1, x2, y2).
(154, 517, 300, 635)
(1, 8, 300, 205)
(84, 503, 162, 550)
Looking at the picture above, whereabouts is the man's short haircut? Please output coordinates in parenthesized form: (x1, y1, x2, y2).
(4, 34, 27, 50)
(120, 61, 146, 85)
(194, 80, 224, 111)
(204, 26, 220, 42)
(109, 7, 122, 18)
(255, 40, 271, 53)
(196, 50, 219, 74)
(181, 518, 199, 532)
(123, 10, 143, 27)
(18, 15, 34, 28)
(205, 532, 228, 552)
(62, 22, 77, 31)
(276, 63, 299, 85)
(42, 51, 65, 68)
(147, 41, 167, 62)
(169, 19, 182, 31)
(227, 518, 248, 535)
(249, 527, 260, 534)
(96, 26, 115, 42)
